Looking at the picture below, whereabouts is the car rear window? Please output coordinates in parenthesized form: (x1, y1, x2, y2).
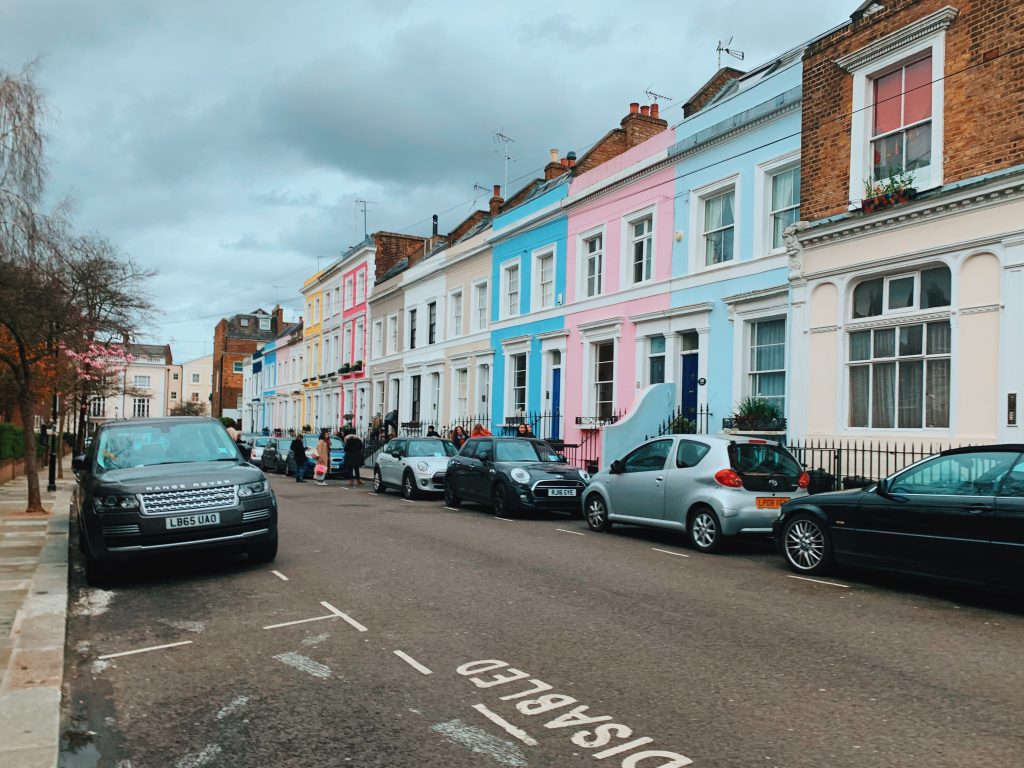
(407, 439, 458, 458)
(728, 443, 801, 478)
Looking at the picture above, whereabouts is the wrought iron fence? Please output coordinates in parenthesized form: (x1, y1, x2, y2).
(646, 405, 713, 439)
(786, 439, 970, 494)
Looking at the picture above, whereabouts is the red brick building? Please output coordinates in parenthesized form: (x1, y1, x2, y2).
(211, 306, 292, 419)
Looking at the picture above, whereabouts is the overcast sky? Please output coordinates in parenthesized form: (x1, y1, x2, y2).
(2, 0, 851, 363)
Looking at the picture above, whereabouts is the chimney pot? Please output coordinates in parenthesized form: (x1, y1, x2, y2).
(629, 102, 640, 114)
(493, 184, 501, 197)
(432, 214, 438, 237)
(549, 148, 559, 162)
(650, 102, 659, 118)
(561, 158, 570, 167)
(640, 105, 651, 116)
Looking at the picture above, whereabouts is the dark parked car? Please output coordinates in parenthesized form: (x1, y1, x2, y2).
(260, 437, 292, 474)
(72, 417, 278, 585)
(444, 437, 589, 517)
(774, 445, 1024, 589)
(286, 434, 344, 477)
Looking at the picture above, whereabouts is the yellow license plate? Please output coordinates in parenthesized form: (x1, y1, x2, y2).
(755, 497, 786, 509)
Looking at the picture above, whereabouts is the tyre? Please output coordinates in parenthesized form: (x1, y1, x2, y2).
(373, 467, 386, 493)
(492, 484, 513, 517)
(83, 544, 112, 587)
(444, 481, 461, 508)
(248, 534, 278, 564)
(688, 506, 724, 554)
(584, 494, 612, 532)
(782, 513, 833, 575)
(402, 471, 418, 500)
(285, 461, 292, 477)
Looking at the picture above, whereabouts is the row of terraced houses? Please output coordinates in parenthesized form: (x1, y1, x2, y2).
(237, 0, 1024, 479)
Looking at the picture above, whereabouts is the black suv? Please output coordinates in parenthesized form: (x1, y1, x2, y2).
(73, 417, 278, 584)
(444, 437, 589, 517)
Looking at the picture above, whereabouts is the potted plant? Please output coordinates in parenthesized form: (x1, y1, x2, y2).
(730, 396, 784, 431)
(339, 363, 351, 374)
(861, 169, 917, 213)
(353, 360, 363, 371)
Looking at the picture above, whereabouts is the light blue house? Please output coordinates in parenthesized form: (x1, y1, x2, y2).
(487, 175, 570, 434)
(664, 45, 805, 433)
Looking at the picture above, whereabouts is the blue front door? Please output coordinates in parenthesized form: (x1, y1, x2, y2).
(551, 367, 562, 439)
(681, 354, 698, 422)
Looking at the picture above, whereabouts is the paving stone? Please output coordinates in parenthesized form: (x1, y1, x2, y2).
(0, 686, 61, 750)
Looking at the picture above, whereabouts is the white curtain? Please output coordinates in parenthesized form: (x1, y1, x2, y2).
(898, 360, 923, 428)
(872, 362, 896, 428)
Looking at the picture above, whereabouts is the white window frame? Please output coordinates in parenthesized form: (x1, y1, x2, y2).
(454, 368, 469, 419)
(344, 278, 354, 310)
(408, 307, 418, 350)
(501, 258, 521, 320)
(354, 318, 364, 363)
(577, 225, 605, 300)
(507, 352, 528, 416)
(386, 314, 398, 355)
(838, 8, 953, 205)
(240, 317, 250, 327)
(690, 174, 741, 273)
(191, 372, 200, 384)
(753, 150, 801, 259)
(355, 272, 366, 305)
(579, 323, 620, 417)
(646, 334, 667, 387)
(532, 247, 556, 312)
(621, 205, 656, 287)
(746, 316, 787, 414)
(472, 280, 489, 331)
(448, 289, 463, 338)
(132, 397, 150, 418)
(427, 301, 438, 344)
(233, 362, 243, 374)
(133, 374, 151, 389)
(258, 317, 271, 331)
(372, 319, 384, 359)
(343, 325, 352, 365)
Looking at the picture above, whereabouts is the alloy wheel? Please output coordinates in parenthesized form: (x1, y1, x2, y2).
(691, 511, 718, 550)
(493, 486, 506, 516)
(373, 468, 384, 493)
(785, 518, 826, 571)
(403, 473, 415, 499)
(586, 496, 609, 531)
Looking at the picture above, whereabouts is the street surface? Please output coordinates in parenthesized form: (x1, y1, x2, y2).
(60, 474, 1024, 768)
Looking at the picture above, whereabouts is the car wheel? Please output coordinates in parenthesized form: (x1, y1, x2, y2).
(248, 534, 278, 564)
(492, 484, 512, 517)
(782, 513, 833, 575)
(285, 462, 292, 477)
(83, 544, 112, 587)
(373, 467, 386, 493)
(584, 494, 612, 532)
(402, 471, 418, 500)
(444, 482, 461, 508)
(688, 506, 724, 553)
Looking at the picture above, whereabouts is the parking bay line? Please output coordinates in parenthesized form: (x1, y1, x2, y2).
(471, 703, 538, 746)
(320, 601, 368, 632)
(493, 516, 515, 522)
(556, 528, 586, 536)
(787, 574, 850, 589)
(271, 570, 289, 581)
(263, 614, 337, 630)
(651, 547, 691, 558)
(98, 640, 193, 660)
(394, 650, 433, 675)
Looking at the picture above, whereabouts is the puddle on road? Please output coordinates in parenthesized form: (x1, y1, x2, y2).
(59, 728, 100, 768)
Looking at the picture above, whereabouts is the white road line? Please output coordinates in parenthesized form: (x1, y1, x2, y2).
(402, 499, 417, 503)
(262, 614, 336, 630)
(493, 516, 515, 522)
(320, 601, 368, 632)
(651, 547, 691, 558)
(394, 650, 433, 675)
(271, 570, 289, 581)
(556, 528, 586, 536)
(787, 574, 850, 589)
(98, 640, 193, 660)
(471, 703, 538, 747)
(443, 507, 461, 511)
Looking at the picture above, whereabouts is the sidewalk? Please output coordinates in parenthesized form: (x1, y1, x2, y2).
(0, 458, 74, 768)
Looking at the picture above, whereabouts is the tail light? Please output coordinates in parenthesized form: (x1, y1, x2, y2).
(798, 471, 810, 489)
(713, 468, 744, 488)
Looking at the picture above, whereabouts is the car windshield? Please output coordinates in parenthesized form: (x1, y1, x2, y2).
(304, 435, 343, 450)
(275, 438, 291, 449)
(255, 437, 271, 447)
(728, 443, 801, 477)
(95, 421, 239, 472)
(495, 440, 560, 463)
(407, 439, 458, 458)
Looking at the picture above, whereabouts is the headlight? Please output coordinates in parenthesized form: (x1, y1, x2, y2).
(579, 470, 591, 482)
(510, 468, 530, 484)
(416, 461, 429, 472)
(238, 480, 269, 498)
(94, 494, 139, 512)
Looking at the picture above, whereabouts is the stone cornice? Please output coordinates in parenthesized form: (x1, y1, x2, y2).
(960, 303, 1001, 316)
(721, 284, 789, 306)
(631, 302, 714, 325)
(835, 6, 959, 72)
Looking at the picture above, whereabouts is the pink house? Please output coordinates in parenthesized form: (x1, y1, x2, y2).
(338, 246, 373, 432)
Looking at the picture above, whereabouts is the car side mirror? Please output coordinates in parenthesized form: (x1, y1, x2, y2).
(610, 459, 623, 475)
(557, 453, 567, 463)
(72, 455, 87, 473)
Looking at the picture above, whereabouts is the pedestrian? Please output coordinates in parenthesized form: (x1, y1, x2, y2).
(470, 423, 492, 437)
(289, 433, 308, 482)
(426, 425, 439, 437)
(516, 422, 534, 438)
(344, 431, 365, 487)
(370, 415, 382, 444)
(314, 429, 331, 486)
(449, 425, 468, 449)
(384, 409, 398, 438)
(226, 419, 241, 442)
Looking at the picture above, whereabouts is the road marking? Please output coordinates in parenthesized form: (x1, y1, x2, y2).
(402, 499, 417, 503)
(98, 640, 193, 660)
(556, 528, 586, 536)
(320, 600, 368, 632)
(787, 574, 850, 588)
(273, 651, 332, 679)
(651, 547, 691, 558)
(394, 650, 433, 675)
(471, 703, 538, 746)
(432, 719, 529, 767)
(444, 507, 461, 511)
(494, 516, 515, 522)
(271, 570, 289, 581)
(262, 614, 335, 630)
(215, 695, 250, 720)
(175, 744, 223, 768)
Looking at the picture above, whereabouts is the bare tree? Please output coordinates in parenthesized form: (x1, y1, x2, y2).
(170, 400, 208, 417)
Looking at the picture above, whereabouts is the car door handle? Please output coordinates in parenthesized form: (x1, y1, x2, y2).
(967, 504, 992, 515)
(655, 476, 664, 482)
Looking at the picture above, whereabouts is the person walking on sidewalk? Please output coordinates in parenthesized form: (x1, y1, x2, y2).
(314, 429, 332, 486)
(290, 434, 308, 482)
(344, 430, 365, 486)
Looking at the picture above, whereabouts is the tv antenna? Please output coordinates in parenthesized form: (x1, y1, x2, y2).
(716, 37, 745, 68)
(354, 198, 375, 239)
(494, 130, 516, 196)
(644, 87, 672, 104)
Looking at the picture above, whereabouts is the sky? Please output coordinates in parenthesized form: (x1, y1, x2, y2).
(1, 0, 852, 363)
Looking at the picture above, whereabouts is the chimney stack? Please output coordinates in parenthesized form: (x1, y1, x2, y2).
(544, 148, 565, 180)
(489, 184, 504, 217)
(273, 304, 285, 331)
(621, 100, 669, 149)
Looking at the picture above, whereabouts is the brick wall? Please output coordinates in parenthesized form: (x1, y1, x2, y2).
(801, 0, 1024, 221)
(683, 67, 745, 117)
(373, 232, 428, 282)
(210, 307, 290, 418)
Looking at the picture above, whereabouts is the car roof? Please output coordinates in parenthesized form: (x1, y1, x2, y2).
(647, 434, 782, 446)
(466, 436, 546, 442)
(942, 444, 1024, 456)
(97, 417, 220, 431)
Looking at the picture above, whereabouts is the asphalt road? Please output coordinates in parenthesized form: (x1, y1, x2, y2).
(59, 472, 1024, 768)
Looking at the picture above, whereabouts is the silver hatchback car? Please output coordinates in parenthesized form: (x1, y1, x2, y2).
(584, 435, 809, 552)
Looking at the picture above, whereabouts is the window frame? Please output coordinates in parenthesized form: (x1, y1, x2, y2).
(501, 258, 521, 320)
(747, 317, 787, 414)
(372, 319, 384, 359)
(622, 205, 656, 287)
(508, 352, 528, 416)
(690, 174, 741, 273)
(578, 226, 605, 300)
(386, 314, 398, 355)
(754, 151, 801, 258)
(472, 279, 489, 331)
(448, 289, 464, 338)
(427, 301, 437, 345)
(232, 362, 243, 375)
(408, 308, 418, 350)
(355, 271, 366, 305)
(532, 247, 556, 312)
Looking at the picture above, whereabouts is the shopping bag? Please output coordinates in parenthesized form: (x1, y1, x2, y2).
(313, 463, 328, 481)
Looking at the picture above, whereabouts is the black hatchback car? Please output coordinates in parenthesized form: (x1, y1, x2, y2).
(774, 445, 1024, 589)
(444, 437, 589, 517)
(72, 417, 279, 585)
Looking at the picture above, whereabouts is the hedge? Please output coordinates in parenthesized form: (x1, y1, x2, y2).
(0, 424, 26, 461)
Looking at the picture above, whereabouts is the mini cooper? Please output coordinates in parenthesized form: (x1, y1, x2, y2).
(374, 437, 459, 498)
